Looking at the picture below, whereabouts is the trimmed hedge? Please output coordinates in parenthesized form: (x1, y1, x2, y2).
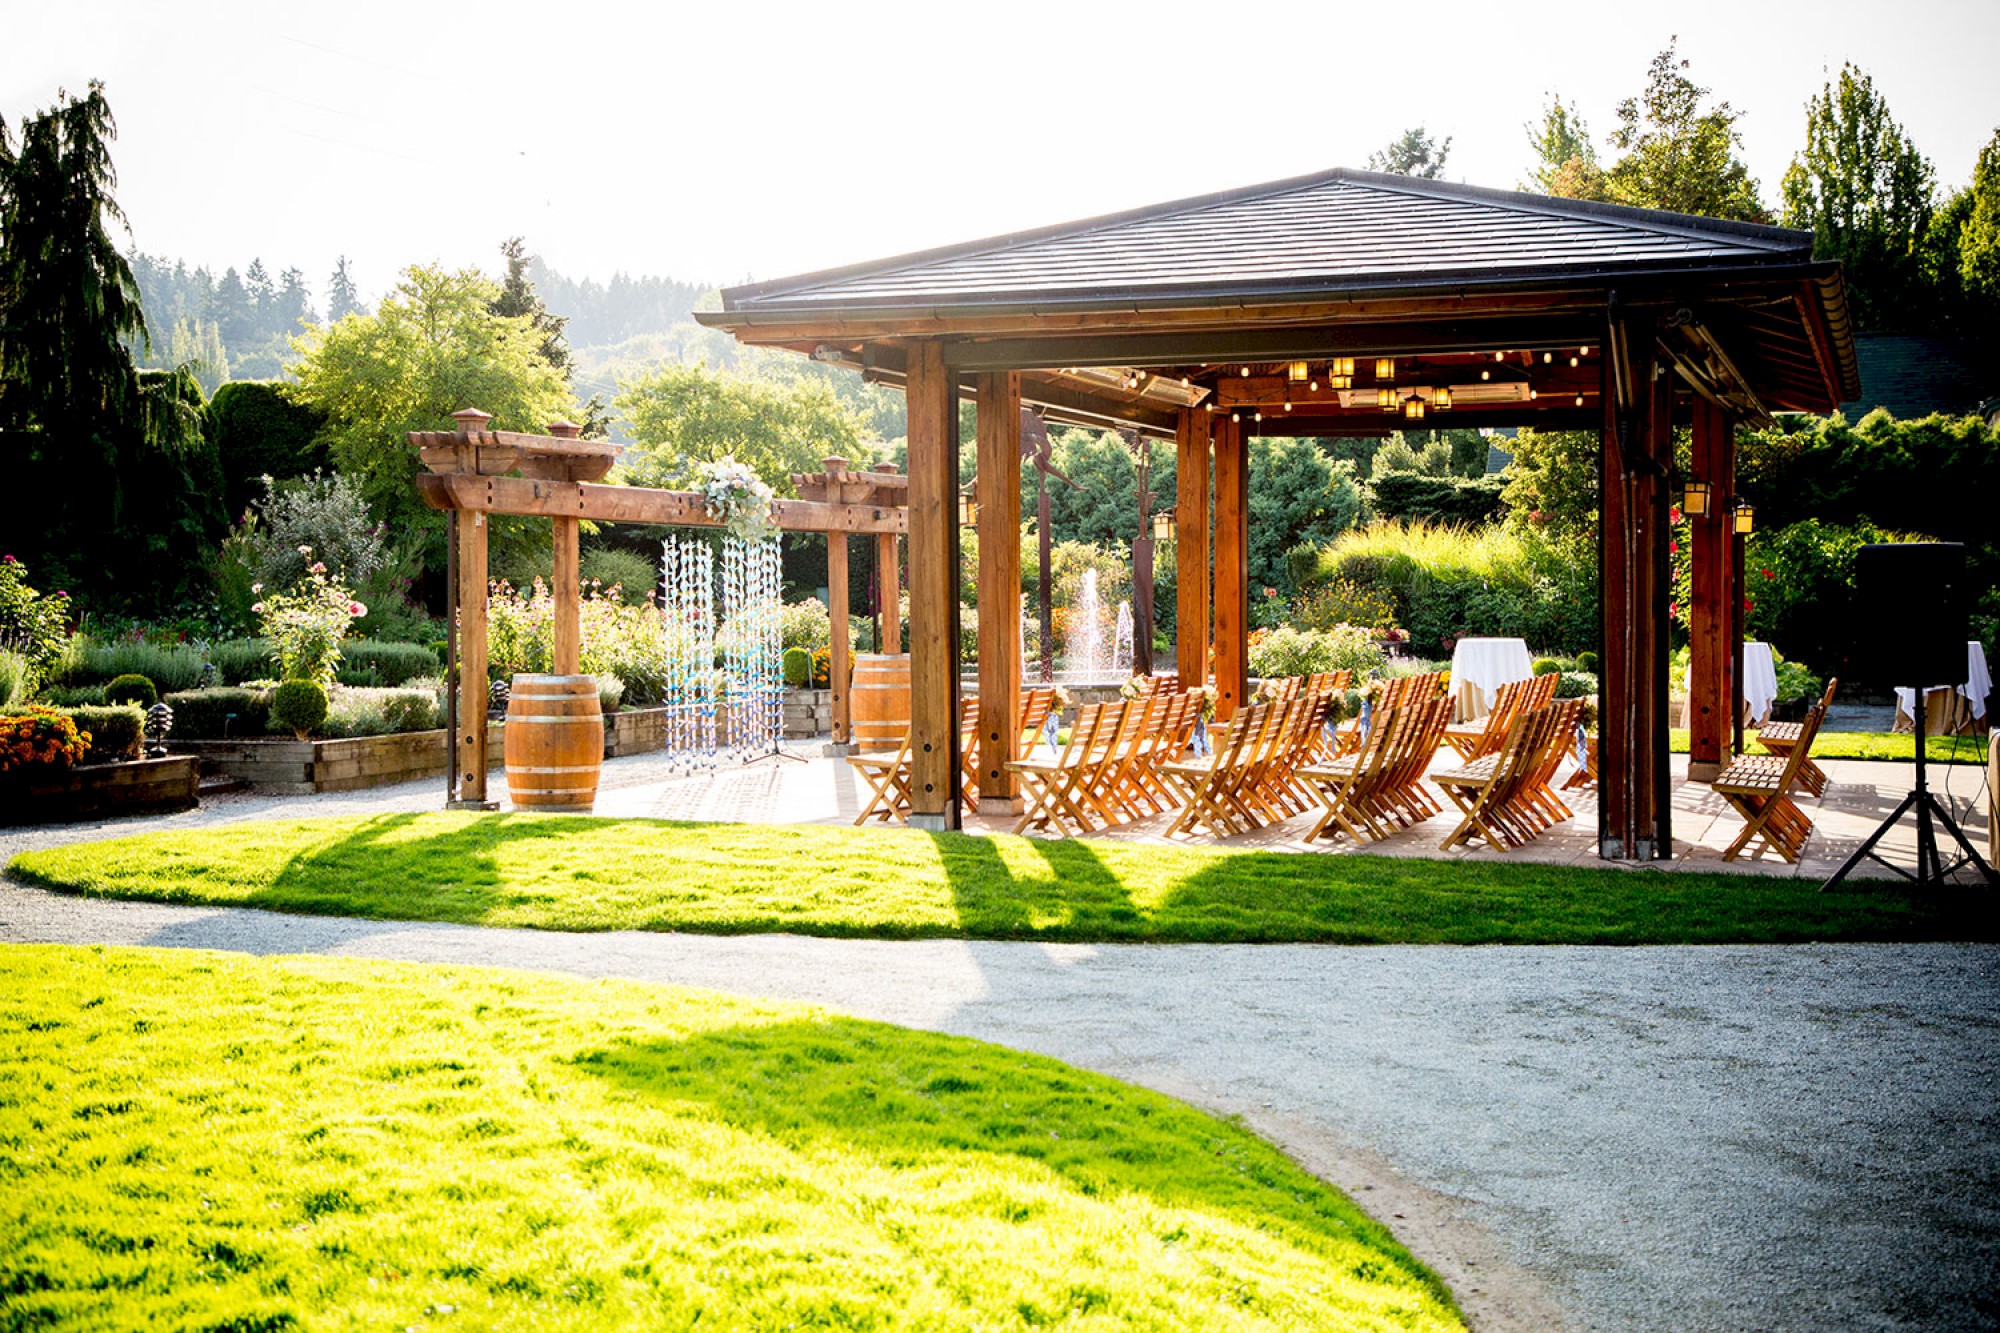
(1369, 472, 1508, 526)
(51, 638, 207, 694)
(207, 638, 275, 685)
(208, 380, 328, 517)
(161, 688, 272, 740)
(335, 639, 440, 687)
(103, 674, 158, 708)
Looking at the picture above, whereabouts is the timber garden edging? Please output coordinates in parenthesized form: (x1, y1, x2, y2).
(174, 707, 679, 794)
(1, 756, 200, 825)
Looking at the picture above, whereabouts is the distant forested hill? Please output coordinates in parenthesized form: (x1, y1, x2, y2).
(526, 258, 708, 348)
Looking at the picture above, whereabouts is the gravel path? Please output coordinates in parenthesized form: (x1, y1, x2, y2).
(4, 883, 1994, 1332)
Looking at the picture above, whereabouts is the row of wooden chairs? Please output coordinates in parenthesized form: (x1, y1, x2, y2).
(1160, 690, 1336, 838)
(1297, 696, 1453, 845)
(852, 687, 1059, 826)
(1009, 693, 1202, 835)
(1331, 671, 1446, 757)
(1432, 699, 1588, 851)
(1440, 672, 1559, 761)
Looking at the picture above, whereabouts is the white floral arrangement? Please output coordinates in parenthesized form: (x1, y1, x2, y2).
(696, 455, 776, 542)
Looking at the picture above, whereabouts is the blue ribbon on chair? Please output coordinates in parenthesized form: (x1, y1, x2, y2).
(1574, 722, 1588, 769)
(1044, 712, 1060, 758)
(1358, 696, 1373, 741)
(1192, 718, 1211, 756)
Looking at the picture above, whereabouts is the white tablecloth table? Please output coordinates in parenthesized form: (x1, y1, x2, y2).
(1894, 642, 1992, 736)
(1741, 641, 1778, 725)
(1447, 637, 1535, 721)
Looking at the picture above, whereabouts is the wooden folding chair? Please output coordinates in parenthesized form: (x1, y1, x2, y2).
(1432, 701, 1580, 851)
(1162, 701, 1274, 838)
(955, 695, 982, 807)
(1299, 699, 1410, 844)
(1714, 695, 1831, 862)
(1752, 677, 1837, 797)
(848, 733, 912, 825)
(1009, 702, 1120, 836)
(1368, 695, 1453, 831)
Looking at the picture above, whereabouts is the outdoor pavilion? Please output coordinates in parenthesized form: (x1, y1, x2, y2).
(697, 167, 1859, 859)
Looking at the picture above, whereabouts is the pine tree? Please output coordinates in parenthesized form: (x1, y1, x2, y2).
(243, 258, 276, 339)
(276, 265, 316, 334)
(490, 236, 572, 376)
(211, 266, 254, 345)
(327, 255, 365, 322)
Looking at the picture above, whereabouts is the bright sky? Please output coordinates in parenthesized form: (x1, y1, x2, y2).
(7, 0, 1998, 306)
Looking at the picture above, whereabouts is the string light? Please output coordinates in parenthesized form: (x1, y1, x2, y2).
(1240, 366, 1251, 377)
(1574, 394, 1584, 406)
(1542, 351, 1553, 364)
(1480, 369, 1491, 381)
(1570, 356, 1580, 368)
(1494, 351, 1505, 362)
(1284, 401, 1293, 412)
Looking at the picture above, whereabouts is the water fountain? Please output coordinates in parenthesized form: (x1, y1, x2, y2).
(1113, 601, 1134, 677)
(1068, 568, 1108, 681)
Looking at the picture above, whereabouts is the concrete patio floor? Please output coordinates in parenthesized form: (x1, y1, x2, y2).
(585, 743, 1992, 886)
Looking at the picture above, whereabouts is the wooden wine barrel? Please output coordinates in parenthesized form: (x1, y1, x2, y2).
(504, 674, 603, 811)
(850, 653, 911, 750)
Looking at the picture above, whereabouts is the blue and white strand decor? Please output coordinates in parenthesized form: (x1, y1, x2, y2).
(661, 534, 718, 771)
(718, 533, 785, 761)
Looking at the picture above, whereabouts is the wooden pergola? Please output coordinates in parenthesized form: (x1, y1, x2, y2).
(412, 410, 907, 805)
(698, 168, 1858, 858)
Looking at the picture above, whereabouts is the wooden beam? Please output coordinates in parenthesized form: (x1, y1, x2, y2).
(905, 341, 960, 830)
(414, 473, 907, 534)
(455, 510, 490, 804)
(1686, 396, 1734, 782)
(940, 314, 1601, 373)
(551, 516, 581, 676)
(1175, 408, 1211, 688)
(1212, 414, 1248, 720)
(828, 532, 851, 746)
(975, 371, 1023, 813)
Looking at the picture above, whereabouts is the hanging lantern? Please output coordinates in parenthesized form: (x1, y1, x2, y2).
(1402, 394, 1426, 421)
(1152, 508, 1177, 542)
(1377, 387, 1398, 412)
(958, 492, 977, 528)
(1331, 357, 1356, 378)
(1433, 385, 1453, 411)
(1733, 500, 1755, 535)
(1287, 360, 1310, 383)
(1683, 480, 1712, 517)
(1374, 358, 1396, 382)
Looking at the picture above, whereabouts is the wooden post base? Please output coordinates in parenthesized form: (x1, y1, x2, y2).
(978, 796, 1024, 816)
(1687, 759, 1723, 783)
(909, 812, 952, 832)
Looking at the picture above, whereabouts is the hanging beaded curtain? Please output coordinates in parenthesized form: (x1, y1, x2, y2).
(719, 534, 784, 761)
(661, 534, 717, 769)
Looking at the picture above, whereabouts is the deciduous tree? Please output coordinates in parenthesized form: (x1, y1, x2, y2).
(1605, 40, 1768, 222)
(615, 362, 863, 494)
(1367, 127, 1451, 179)
(1779, 65, 1935, 331)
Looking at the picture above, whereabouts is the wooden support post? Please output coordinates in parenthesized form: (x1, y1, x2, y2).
(1598, 318, 1672, 860)
(1212, 414, 1248, 720)
(1176, 408, 1211, 689)
(1686, 397, 1735, 782)
(976, 371, 1023, 813)
(454, 509, 491, 805)
(551, 517, 581, 676)
(828, 530, 852, 747)
(905, 342, 960, 830)
(875, 463, 901, 653)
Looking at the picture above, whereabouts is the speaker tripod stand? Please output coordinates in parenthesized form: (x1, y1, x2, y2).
(1822, 687, 1996, 891)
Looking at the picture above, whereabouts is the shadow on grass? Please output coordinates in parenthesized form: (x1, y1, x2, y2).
(570, 1012, 1442, 1301)
(927, 832, 1148, 938)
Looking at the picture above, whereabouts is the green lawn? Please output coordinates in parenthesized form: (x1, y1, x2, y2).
(10, 813, 1991, 945)
(0, 945, 1461, 1332)
(1667, 728, 1989, 765)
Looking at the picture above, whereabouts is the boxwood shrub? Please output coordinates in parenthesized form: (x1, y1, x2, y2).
(162, 687, 272, 740)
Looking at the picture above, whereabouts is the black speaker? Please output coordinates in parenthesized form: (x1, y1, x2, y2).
(1854, 542, 1967, 687)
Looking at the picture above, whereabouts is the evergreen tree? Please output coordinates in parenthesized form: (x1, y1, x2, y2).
(490, 237, 571, 375)
(327, 255, 365, 322)
(211, 266, 254, 345)
(275, 265, 316, 334)
(1367, 127, 1451, 179)
(1605, 40, 1768, 222)
(243, 258, 276, 339)
(1780, 65, 1936, 332)
(1956, 129, 2000, 312)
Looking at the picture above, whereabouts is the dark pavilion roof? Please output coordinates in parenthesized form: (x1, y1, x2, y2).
(700, 167, 1861, 419)
(711, 168, 1822, 316)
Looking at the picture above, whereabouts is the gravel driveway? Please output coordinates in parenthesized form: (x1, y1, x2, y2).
(3, 883, 1994, 1332)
